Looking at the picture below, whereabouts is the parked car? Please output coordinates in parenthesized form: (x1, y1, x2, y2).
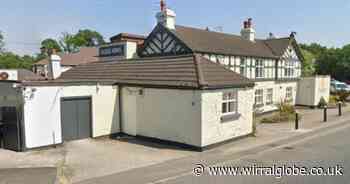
(331, 81, 350, 93)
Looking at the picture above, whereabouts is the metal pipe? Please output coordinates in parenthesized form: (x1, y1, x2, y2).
(295, 113, 299, 130)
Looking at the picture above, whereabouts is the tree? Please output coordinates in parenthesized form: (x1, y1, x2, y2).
(0, 31, 5, 53)
(73, 29, 105, 47)
(41, 38, 61, 53)
(301, 49, 316, 77)
(59, 32, 79, 53)
(58, 29, 105, 54)
(0, 52, 36, 69)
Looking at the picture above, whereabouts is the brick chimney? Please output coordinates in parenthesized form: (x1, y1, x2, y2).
(241, 18, 256, 42)
(156, 0, 176, 30)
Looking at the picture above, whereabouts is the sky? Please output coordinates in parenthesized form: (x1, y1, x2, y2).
(0, 0, 349, 56)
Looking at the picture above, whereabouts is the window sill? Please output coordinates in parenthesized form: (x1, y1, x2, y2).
(254, 104, 264, 108)
(221, 113, 241, 123)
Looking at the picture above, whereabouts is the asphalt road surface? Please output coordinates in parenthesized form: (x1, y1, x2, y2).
(163, 124, 350, 184)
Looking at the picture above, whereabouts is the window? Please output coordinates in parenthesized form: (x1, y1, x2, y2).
(286, 87, 293, 102)
(255, 89, 264, 107)
(222, 91, 238, 115)
(266, 88, 273, 105)
(255, 60, 264, 78)
(240, 58, 247, 77)
(99, 45, 125, 57)
(284, 60, 294, 78)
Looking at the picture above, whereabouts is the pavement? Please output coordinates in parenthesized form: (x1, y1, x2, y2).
(76, 106, 350, 184)
(0, 167, 57, 184)
(0, 106, 349, 184)
(163, 119, 350, 184)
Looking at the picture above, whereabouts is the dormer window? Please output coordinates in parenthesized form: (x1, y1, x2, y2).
(99, 45, 125, 57)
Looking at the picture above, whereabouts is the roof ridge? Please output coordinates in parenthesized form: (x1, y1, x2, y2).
(176, 24, 243, 38)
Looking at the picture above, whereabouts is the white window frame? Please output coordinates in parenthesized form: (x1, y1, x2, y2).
(255, 89, 264, 107)
(255, 59, 264, 78)
(222, 91, 238, 116)
(240, 58, 247, 77)
(266, 88, 273, 105)
(284, 60, 295, 78)
(286, 87, 293, 102)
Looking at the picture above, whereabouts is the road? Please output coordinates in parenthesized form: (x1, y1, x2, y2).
(163, 124, 350, 184)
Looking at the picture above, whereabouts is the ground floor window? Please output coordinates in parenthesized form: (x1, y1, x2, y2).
(266, 88, 273, 105)
(222, 91, 238, 115)
(286, 87, 293, 102)
(255, 89, 264, 107)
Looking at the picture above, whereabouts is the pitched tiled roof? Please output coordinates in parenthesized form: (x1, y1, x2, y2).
(263, 37, 291, 56)
(34, 47, 98, 66)
(54, 55, 253, 89)
(171, 25, 292, 58)
(17, 69, 45, 81)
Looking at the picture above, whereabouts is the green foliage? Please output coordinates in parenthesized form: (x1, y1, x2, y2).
(336, 91, 350, 102)
(58, 29, 105, 54)
(59, 32, 79, 54)
(318, 97, 328, 108)
(41, 39, 61, 52)
(301, 49, 316, 77)
(329, 95, 340, 106)
(74, 29, 105, 47)
(0, 31, 4, 53)
(260, 102, 297, 124)
(277, 102, 296, 114)
(0, 52, 36, 69)
(301, 43, 350, 81)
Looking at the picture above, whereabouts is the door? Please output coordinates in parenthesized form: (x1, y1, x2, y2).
(61, 97, 92, 141)
(0, 107, 22, 151)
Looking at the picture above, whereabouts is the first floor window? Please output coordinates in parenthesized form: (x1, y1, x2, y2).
(255, 60, 264, 78)
(266, 88, 273, 105)
(286, 87, 293, 102)
(284, 60, 295, 78)
(240, 58, 247, 77)
(222, 91, 238, 115)
(255, 89, 264, 107)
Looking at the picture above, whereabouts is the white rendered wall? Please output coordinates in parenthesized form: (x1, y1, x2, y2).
(22, 84, 119, 149)
(0, 70, 18, 81)
(61, 85, 120, 137)
(122, 87, 202, 147)
(23, 86, 62, 149)
(254, 81, 298, 113)
(201, 88, 254, 147)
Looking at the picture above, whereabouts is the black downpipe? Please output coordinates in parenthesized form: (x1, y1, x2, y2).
(118, 85, 123, 133)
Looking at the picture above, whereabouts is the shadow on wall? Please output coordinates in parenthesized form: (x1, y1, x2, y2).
(110, 134, 192, 151)
(110, 86, 120, 139)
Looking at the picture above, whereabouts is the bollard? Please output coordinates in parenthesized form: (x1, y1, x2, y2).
(338, 102, 342, 116)
(295, 113, 299, 130)
(323, 106, 328, 122)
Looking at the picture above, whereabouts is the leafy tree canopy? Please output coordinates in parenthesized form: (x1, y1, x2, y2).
(41, 38, 61, 53)
(0, 52, 36, 70)
(0, 31, 5, 53)
(302, 43, 350, 81)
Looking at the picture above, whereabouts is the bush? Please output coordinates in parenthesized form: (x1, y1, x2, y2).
(328, 95, 340, 106)
(318, 97, 328, 108)
(260, 102, 297, 124)
(277, 102, 296, 114)
(337, 91, 350, 102)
